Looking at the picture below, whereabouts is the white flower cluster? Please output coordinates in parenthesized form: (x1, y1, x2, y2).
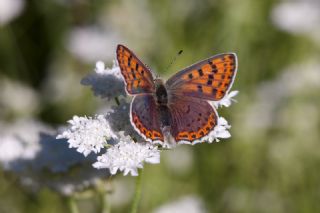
(207, 117, 231, 143)
(81, 61, 126, 100)
(93, 141, 160, 176)
(0, 119, 106, 196)
(57, 114, 160, 176)
(57, 115, 117, 156)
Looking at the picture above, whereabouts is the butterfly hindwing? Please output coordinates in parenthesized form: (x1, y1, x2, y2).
(166, 53, 237, 101)
(169, 95, 218, 142)
(117, 44, 155, 95)
(131, 94, 164, 142)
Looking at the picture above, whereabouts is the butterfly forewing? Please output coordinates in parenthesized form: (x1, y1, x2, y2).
(131, 94, 164, 142)
(169, 95, 218, 142)
(117, 45, 155, 95)
(166, 53, 237, 101)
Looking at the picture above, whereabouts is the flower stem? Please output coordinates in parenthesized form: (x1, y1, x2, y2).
(114, 96, 120, 106)
(98, 190, 111, 213)
(130, 169, 143, 213)
(67, 196, 79, 213)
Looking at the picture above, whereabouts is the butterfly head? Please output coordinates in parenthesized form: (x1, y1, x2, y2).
(154, 78, 164, 88)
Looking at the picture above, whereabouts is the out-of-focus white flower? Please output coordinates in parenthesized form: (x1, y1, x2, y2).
(0, 0, 25, 25)
(241, 62, 320, 133)
(67, 26, 120, 63)
(42, 61, 84, 103)
(271, 1, 320, 43)
(93, 141, 160, 176)
(0, 135, 25, 166)
(222, 187, 285, 213)
(57, 115, 117, 157)
(0, 120, 43, 169)
(103, 0, 155, 45)
(153, 195, 207, 213)
(0, 119, 106, 195)
(108, 178, 135, 207)
(162, 146, 194, 175)
(211, 90, 239, 108)
(0, 78, 40, 117)
(81, 61, 126, 100)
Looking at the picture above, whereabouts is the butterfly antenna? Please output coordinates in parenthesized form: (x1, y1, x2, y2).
(164, 49, 183, 73)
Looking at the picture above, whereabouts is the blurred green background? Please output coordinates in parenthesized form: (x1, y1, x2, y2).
(0, 0, 319, 212)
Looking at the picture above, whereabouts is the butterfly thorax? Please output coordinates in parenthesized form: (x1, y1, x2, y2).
(154, 79, 171, 128)
(154, 79, 168, 106)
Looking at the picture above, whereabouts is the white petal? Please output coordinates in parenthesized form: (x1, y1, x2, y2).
(95, 61, 105, 73)
(228, 90, 239, 98)
(216, 130, 231, 138)
(211, 90, 239, 108)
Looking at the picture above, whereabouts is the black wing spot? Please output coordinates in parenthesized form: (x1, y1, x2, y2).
(188, 73, 193, 79)
(209, 61, 217, 70)
(212, 88, 217, 95)
(198, 69, 204, 76)
(131, 68, 136, 79)
(128, 55, 132, 67)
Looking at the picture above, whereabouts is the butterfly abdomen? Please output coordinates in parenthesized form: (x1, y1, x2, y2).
(158, 105, 171, 127)
(154, 80, 172, 130)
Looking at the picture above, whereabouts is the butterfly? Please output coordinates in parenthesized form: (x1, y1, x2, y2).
(116, 44, 237, 145)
